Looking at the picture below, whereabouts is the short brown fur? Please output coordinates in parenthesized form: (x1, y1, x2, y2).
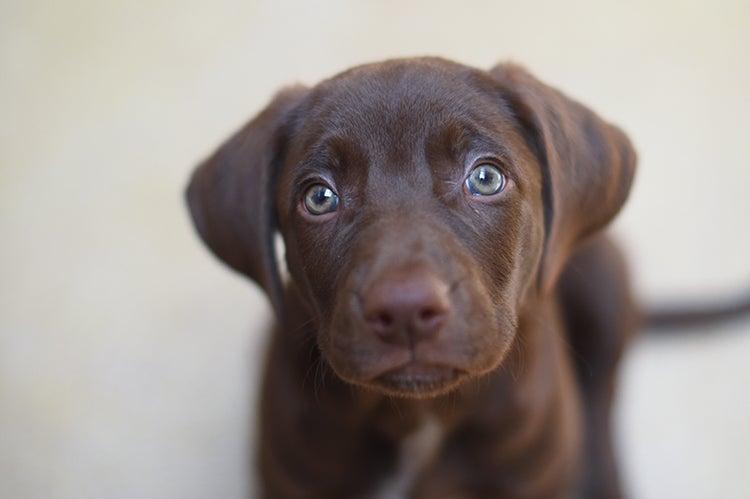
(187, 57, 639, 498)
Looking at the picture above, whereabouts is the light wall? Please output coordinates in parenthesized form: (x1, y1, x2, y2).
(2, 1, 749, 498)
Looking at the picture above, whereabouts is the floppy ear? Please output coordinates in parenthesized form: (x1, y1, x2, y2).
(185, 86, 307, 316)
(490, 63, 637, 293)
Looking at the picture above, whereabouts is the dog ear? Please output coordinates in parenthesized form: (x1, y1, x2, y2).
(185, 86, 307, 316)
(490, 63, 637, 293)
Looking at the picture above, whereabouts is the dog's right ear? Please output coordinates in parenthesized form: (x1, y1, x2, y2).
(185, 86, 307, 316)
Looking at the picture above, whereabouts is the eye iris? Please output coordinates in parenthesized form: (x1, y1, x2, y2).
(467, 164, 505, 196)
(304, 184, 339, 215)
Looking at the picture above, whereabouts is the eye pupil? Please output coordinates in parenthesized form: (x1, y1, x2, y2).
(466, 163, 506, 196)
(303, 184, 340, 215)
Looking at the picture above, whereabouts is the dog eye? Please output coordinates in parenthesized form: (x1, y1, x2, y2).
(303, 184, 340, 215)
(465, 163, 506, 196)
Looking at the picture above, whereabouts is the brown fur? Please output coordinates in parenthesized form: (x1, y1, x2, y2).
(186, 57, 639, 498)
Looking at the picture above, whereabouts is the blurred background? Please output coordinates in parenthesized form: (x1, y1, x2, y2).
(2, 0, 749, 497)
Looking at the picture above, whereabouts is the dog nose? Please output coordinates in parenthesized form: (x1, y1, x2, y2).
(362, 268, 451, 346)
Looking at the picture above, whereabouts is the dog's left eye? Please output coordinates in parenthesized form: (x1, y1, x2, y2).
(465, 163, 506, 196)
(303, 184, 340, 215)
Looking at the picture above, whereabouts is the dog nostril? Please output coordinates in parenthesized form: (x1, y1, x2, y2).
(376, 312, 393, 328)
(415, 305, 448, 331)
(418, 307, 440, 322)
(366, 311, 394, 330)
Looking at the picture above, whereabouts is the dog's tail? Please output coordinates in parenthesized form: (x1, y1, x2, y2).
(644, 287, 750, 331)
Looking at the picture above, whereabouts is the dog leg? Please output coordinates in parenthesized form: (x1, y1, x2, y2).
(558, 234, 638, 499)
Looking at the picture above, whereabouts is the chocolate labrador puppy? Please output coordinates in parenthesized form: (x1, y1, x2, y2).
(185, 58, 744, 498)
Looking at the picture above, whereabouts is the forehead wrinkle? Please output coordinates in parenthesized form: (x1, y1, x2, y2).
(426, 119, 522, 192)
(293, 66, 524, 201)
(465, 133, 517, 166)
(301, 106, 435, 186)
(459, 102, 533, 174)
(292, 132, 369, 179)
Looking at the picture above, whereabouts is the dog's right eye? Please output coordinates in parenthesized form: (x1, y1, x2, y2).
(303, 184, 340, 216)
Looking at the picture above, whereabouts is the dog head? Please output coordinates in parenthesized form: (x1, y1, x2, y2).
(186, 58, 636, 398)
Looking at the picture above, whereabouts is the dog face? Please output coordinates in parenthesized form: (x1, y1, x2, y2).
(186, 58, 636, 398)
(275, 61, 545, 396)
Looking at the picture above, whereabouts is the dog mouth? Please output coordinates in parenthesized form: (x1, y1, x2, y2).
(373, 362, 464, 397)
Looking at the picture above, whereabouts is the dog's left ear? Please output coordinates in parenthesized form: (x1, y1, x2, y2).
(490, 63, 637, 293)
(185, 86, 308, 316)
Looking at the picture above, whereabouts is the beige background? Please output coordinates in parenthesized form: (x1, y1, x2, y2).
(2, 1, 750, 498)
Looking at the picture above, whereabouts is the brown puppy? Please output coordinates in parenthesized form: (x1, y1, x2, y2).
(187, 58, 638, 498)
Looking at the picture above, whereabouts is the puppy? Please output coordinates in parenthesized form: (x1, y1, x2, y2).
(187, 57, 666, 498)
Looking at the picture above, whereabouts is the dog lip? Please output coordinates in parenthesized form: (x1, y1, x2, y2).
(374, 362, 462, 394)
